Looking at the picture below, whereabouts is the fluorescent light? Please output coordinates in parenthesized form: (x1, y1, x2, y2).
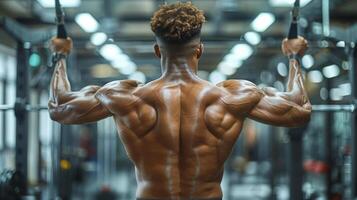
(322, 64, 340, 78)
(330, 88, 343, 101)
(37, 0, 81, 8)
(269, 0, 312, 7)
(218, 61, 237, 76)
(99, 44, 122, 61)
(119, 61, 137, 75)
(129, 71, 146, 83)
(231, 44, 253, 60)
(302, 55, 314, 69)
(336, 41, 345, 48)
(244, 32, 261, 45)
(223, 54, 243, 68)
(320, 87, 328, 100)
(111, 54, 131, 69)
(209, 71, 226, 84)
(308, 70, 323, 83)
(75, 13, 99, 33)
(338, 83, 351, 96)
(277, 62, 288, 77)
(251, 13, 275, 32)
(91, 32, 107, 46)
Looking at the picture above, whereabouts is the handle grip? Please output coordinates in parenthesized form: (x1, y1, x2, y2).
(57, 24, 67, 39)
(288, 21, 298, 39)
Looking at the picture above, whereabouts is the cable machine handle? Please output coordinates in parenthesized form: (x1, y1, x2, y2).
(55, 0, 67, 39)
(288, 0, 300, 39)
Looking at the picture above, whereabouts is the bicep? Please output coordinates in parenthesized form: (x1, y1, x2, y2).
(49, 86, 112, 124)
(248, 90, 311, 127)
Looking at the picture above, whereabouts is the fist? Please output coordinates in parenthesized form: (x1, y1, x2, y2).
(51, 37, 73, 55)
(282, 36, 308, 56)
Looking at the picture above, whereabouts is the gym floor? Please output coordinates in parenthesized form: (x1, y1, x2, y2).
(0, 0, 357, 200)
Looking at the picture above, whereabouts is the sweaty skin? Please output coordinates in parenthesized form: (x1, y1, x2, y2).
(49, 36, 311, 199)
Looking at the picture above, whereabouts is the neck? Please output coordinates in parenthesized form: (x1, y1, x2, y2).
(161, 55, 198, 80)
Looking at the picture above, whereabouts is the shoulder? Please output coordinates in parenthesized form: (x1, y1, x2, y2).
(217, 80, 262, 96)
(97, 80, 142, 95)
(217, 80, 263, 115)
(95, 80, 142, 114)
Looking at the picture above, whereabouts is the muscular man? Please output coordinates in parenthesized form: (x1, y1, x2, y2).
(49, 2, 311, 200)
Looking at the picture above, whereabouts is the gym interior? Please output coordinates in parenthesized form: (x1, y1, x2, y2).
(0, 0, 356, 199)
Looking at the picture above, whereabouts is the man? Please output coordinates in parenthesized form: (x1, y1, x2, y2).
(49, 2, 311, 200)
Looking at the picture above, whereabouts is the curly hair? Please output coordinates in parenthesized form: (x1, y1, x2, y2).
(150, 2, 205, 43)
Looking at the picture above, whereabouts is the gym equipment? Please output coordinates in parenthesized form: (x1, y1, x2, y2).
(288, 0, 299, 40)
(55, 0, 67, 39)
(0, 170, 26, 200)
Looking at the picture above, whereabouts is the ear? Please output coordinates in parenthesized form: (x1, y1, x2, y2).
(196, 43, 204, 59)
(154, 44, 161, 58)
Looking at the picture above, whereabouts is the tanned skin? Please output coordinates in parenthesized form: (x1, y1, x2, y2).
(49, 35, 311, 199)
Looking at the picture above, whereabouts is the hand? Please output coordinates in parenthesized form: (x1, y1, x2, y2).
(51, 37, 73, 55)
(281, 36, 308, 56)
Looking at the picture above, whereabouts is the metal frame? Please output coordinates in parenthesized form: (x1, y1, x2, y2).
(349, 41, 357, 199)
(14, 41, 30, 194)
(0, 16, 55, 195)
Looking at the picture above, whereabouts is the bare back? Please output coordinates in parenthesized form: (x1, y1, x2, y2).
(107, 77, 244, 199)
(49, 35, 311, 200)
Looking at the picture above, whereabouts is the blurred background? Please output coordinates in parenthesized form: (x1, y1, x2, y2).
(0, 0, 356, 199)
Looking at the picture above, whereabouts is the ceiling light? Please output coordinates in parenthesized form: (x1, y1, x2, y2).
(37, 0, 81, 8)
(129, 71, 146, 83)
(75, 13, 99, 33)
(223, 54, 243, 68)
(119, 61, 137, 75)
(302, 55, 314, 69)
(90, 32, 107, 46)
(336, 41, 345, 48)
(209, 71, 227, 84)
(251, 13, 275, 32)
(330, 88, 343, 101)
(231, 44, 253, 60)
(320, 87, 328, 100)
(322, 64, 340, 78)
(111, 54, 131, 69)
(99, 44, 122, 61)
(338, 83, 351, 96)
(244, 32, 261, 45)
(307, 70, 323, 83)
(269, 0, 312, 7)
(218, 62, 237, 76)
(277, 62, 288, 77)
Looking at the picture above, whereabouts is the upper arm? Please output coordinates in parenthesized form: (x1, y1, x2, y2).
(49, 80, 140, 124)
(218, 80, 311, 127)
(248, 87, 311, 127)
(48, 85, 111, 124)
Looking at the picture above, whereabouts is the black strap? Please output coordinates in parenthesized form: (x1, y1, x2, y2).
(287, 0, 300, 39)
(55, 0, 67, 39)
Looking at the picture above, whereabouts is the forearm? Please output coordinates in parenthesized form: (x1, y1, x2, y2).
(284, 58, 310, 107)
(50, 57, 72, 104)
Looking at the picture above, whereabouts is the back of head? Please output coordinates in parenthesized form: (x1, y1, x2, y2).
(150, 2, 205, 44)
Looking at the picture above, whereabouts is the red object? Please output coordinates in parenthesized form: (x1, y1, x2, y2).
(303, 160, 315, 172)
(313, 161, 329, 174)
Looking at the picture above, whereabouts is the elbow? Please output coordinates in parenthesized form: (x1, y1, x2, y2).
(288, 105, 312, 127)
(48, 101, 73, 124)
(48, 109, 68, 124)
